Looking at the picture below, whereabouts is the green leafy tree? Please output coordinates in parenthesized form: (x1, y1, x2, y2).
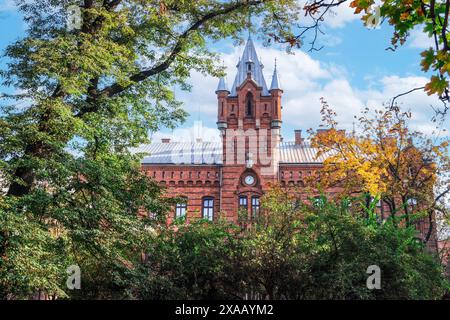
(236, 187, 447, 299)
(137, 187, 447, 300)
(0, 0, 300, 299)
(136, 218, 241, 300)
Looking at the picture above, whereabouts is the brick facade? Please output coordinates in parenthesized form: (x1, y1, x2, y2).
(138, 38, 439, 253)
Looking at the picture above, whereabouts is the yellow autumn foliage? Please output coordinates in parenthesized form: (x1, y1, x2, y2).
(311, 101, 448, 207)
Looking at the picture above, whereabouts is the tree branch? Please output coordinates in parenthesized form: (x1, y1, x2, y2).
(390, 86, 425, 109)
(98, 0, 266, 98)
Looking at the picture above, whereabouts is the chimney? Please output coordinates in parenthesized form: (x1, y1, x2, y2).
(161, 138, 171, 143)
(294, 130, 304, 145)
(196, 138, 203, 143)
(407, 137, 413, 145)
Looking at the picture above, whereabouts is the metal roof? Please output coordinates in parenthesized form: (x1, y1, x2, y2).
(216, 77, 229, 93)
(278, 142, 330, 164)
(134, 141, 328, 165)
(230, 37, 270, 96)
(269, 61, 281, 91)
(132, 142, 223, 165)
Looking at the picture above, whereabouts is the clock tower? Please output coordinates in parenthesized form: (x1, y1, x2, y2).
(215, 36, 283, 220)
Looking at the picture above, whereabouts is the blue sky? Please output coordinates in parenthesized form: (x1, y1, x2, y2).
(1, 0, 448, 143)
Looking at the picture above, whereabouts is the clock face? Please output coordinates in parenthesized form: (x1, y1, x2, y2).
(244, 175, 255, 186)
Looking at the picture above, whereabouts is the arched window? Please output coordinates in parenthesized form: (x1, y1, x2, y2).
(245, 92, 253, 117)
(202, 197, 214, 221)
(251, 196, 260, 218)
(239, 196, 248, 211)
(175, 198, 187, 218)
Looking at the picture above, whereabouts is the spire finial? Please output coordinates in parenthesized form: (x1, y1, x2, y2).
(270, 57, 281, 92)
(247, 9, 252, 39)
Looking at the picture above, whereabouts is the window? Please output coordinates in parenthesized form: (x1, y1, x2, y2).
(251, 196, 260, 218)
(175, 199, 187, 218)
(245, 93, 253, 117)
(202, 197, 214, 221)
(239, 196, 248, 211)
(369, 196, 382, 208)
(313, 196, 325, 207)
(376, 199, 382, 208)
(407, 198, 418, 207)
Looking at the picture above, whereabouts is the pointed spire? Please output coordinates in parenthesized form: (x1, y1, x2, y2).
(247, 9, 252, 40)
(230, 37, 270, 96)
(216, 77, 229, 94)
(270, 58, 281, 91)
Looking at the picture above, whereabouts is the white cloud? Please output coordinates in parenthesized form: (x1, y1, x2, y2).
(151, 121, 221, 143)
(409, 27, 434, 49)
(296, 0, 361, 29)
(163, 42, 448, 143)
(323, 2, 361, 29)
(0, 0, 16, 12)
(178, 43, 333, 119)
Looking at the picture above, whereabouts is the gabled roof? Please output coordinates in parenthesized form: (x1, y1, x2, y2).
(134, 141, 329, 165)
(230, 37, 270, 96)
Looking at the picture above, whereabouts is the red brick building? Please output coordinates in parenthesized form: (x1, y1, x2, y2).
(135, 38, 439, 251)
(136, 37, 331, 223)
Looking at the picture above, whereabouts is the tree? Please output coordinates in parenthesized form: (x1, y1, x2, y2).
(236, 187, 447, 299)
(310, 99, 450, 245)
(136, 218, 241, 300)
(110, 187, 447, 300)
(0, 0, 301, 298)
(1, 0, 300, 198)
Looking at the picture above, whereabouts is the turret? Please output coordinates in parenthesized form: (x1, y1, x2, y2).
(216, 77, 229, 129)
(269, 59, 283, 128)
(269, 59, 282, 92)
(216, 77, 229, 94)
